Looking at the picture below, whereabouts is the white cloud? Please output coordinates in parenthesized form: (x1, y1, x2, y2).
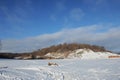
(56, 1, 66, 11)
(95, 0, 108, 5)
(50, 15, 57, 21)
(0, 0, 33, 35)
(82, 0, 109, 11)
(50, 1, 66, 21)
(1, 25, 120, 53)
(70, 8, 84, 21)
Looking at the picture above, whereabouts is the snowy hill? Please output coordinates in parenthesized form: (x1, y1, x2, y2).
(30, 43, 119, 59)
(45, 48, 120, 59)
(0, 43, 120, 59)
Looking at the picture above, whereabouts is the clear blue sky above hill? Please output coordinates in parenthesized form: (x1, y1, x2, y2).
(0, 0, 120, 52)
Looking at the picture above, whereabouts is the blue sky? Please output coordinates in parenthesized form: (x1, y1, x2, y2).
(0, 0, 120, 52)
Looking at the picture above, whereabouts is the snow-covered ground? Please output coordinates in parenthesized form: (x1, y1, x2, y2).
(0, 59, 120, 80)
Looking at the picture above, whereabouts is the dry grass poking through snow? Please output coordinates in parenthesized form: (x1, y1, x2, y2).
(48, 62, 58, 66)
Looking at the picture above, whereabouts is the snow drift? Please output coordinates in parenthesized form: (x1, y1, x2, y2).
(67, 48, 119, 59)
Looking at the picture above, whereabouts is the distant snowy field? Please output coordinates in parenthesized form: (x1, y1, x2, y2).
(0, 59, 120, 80)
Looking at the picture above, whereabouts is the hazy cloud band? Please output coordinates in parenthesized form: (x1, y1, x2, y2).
(1, 25, 120, 53)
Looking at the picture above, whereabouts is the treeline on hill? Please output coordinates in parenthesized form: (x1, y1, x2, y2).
(0, 43, 110, 59)
(31, 43, 109, 56)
